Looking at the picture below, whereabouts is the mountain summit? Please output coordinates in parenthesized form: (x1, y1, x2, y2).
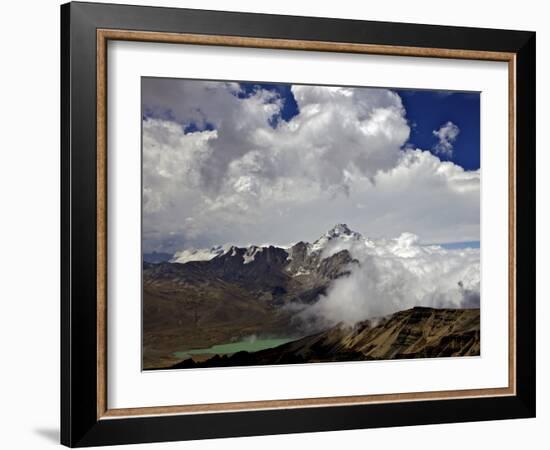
(310, 224, 363, 254)
(327, 223, 357, 237)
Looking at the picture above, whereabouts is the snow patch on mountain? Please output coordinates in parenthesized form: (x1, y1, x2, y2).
(171, 244, 231, 264)
(243, 246, 264, 264)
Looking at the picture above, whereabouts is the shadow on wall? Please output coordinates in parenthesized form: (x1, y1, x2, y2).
(34, 428, 59, 444)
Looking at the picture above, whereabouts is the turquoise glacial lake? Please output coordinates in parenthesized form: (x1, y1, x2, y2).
(173, 337, 295, 360)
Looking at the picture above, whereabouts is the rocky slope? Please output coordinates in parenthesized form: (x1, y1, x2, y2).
(169, 307, 480, 369)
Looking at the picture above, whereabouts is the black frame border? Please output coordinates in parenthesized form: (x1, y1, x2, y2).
(61, 2, 536, 447)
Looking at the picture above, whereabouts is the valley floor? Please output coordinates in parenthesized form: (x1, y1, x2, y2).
(145, 306, 480, 370)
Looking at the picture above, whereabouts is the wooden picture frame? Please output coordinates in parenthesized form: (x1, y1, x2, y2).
(61, 1, 535, 447)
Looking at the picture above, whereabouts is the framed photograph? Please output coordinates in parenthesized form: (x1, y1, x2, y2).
(61, 1, 536, 447)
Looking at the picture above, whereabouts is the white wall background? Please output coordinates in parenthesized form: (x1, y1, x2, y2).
(0, 0, 545, 448)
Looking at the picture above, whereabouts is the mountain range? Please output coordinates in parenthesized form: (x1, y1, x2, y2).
(143, 224, 480, 369)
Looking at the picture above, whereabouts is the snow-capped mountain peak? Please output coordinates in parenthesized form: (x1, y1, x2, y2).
(327, 223, 355, 237)
(310, 224, 363, 254)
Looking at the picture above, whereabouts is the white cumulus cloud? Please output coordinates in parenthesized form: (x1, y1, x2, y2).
(142, 79, 479, 253)
(432, 121, 460, 157)
(298, 232, 480, 328)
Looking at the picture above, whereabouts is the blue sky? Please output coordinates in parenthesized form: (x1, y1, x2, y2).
(396, 89, 480, 171)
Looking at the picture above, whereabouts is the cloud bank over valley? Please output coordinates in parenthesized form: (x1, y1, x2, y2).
(296, 228, 480, 328)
